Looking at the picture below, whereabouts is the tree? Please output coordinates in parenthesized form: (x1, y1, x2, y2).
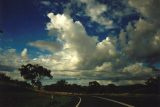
(56, 80, 68, 87)
(88, 81, 101, 93)
(146, 76, 160, 88)
(89, 81, 100, 87)
(145, 76, 160, 94)
(0, 72, 11, 81)
(18, 64, 52, 89)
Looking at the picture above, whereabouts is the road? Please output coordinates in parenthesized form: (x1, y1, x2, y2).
(76, 96, 134, 107)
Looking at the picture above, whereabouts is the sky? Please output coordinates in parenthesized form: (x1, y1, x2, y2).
(0, 0, 160, 85)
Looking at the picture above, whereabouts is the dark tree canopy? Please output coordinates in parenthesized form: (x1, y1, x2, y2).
(18, 64, 52, 89)
(0, 72, 11, 81)
(89, 81, 100, 87)
(146, 76, 160, 88)
(56, 80, 68, 87)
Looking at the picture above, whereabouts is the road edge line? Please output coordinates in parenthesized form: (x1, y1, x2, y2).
(93, 96, 134, 107)
(75, 97, 81, 107)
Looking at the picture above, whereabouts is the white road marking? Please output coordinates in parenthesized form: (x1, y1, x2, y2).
(93, 96, 135, 107)
(76, 97, 81, 107)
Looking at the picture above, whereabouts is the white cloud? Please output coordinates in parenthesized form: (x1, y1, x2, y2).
(1, 0, 159, 85)
(29, 40, 62, 52)
(46, 12, 98, 70)
(0, 49, 28, 81)
(30, 12, 155, 84)
(4, 70, 24, 81)
(0, 49, 21, 71)
(96, 37, 117, 57)
(118, 0, 160, 78)
(27, 13, 119, 81)
(119, 30, 127, 48)
(0, 48, 30, 73)
(21, 48, 28, 59)
(122, 63, 153, 75)
(27, 0, 160, 85)
(40, 1, 51, 6)
(128, 0, 160, 25)
(95, 62, 113, 72)
(118, 0, 160, 59)
(80, 0, 113, 27)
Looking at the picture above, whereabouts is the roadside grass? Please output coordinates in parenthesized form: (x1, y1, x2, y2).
(99, 94, 160, 107)
(0, 82, 77, 107)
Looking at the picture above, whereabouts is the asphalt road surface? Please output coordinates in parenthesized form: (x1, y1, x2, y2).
(77, 96, 134, 107)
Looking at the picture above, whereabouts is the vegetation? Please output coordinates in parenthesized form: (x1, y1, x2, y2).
(45, 76, 160, 94)
(0, 73, 77, 107)
(1, 71, 160, 94)
(0, 83, 77, 107)
(55, 79, 68, 87)
(0, 72, 11, 81)
(0, 69, 160, 107)
(145, 76, 160, 93)
(0, 72, 32, 89)
(18, 64, 53, 89)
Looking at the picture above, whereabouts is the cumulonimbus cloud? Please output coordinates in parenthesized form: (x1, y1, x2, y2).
(120, 0, 160, 61)
(1, 0, 159, 85)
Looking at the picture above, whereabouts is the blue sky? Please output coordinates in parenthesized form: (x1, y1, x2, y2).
(0, 0, 140, 57)
(0, 0, 160, 85)
(1, 0, 50, 56)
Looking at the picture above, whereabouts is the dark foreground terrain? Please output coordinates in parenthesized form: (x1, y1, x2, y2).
(0, 82, 78, 107)
(76, 94, 160, 107)
(98, 94, 160, 107)
(0, 82, 160, 107)
(78, 96, 125, 107)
